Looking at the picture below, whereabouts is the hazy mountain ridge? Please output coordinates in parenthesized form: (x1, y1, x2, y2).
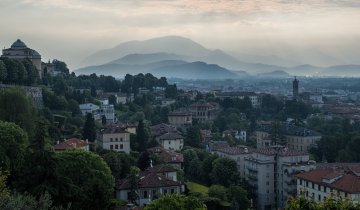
(78, 36, 360, 78)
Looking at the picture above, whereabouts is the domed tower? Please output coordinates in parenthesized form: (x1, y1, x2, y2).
(293, 76, 299, 100)
(2, 39, 43, 78)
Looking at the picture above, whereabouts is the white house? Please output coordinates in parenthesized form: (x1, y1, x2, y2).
(116, 165, 182, 206)
(98, 126, 131, 154)
(79, 103, 100, 120)
(157, 132, 184, 151)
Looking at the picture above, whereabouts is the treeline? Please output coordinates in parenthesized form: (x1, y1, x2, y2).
(0, 57, 39, 85)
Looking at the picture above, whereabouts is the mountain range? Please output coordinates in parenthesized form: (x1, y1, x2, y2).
(76, 36, 360, 79)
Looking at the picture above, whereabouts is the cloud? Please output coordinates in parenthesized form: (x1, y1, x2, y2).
(0, 0, 359, 68)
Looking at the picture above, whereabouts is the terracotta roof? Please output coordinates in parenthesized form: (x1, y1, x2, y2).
(150, 123, 177, 137)
(145, 164, 177, 173)
(147, 147, 184, 163)
(100, 126, 129, 134)
(116, 171, 181, 190)
(158, 132, 183, 140)
(296, 164, 360, 194)
(215, 146, 252, 155)
(254, 147, 307, 156)
(54, 138, 90, 150)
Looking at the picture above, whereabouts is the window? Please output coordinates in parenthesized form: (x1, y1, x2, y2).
(120, 138, 123, 142)
(312, 183, 314, 189)
(110, 145, 113, 150)
(266, 182, 269, 186)
(171, 189, 175, 194)
(318, 185, 321, 191)
(120, 144, 123, 149)
(163, 189, 167, 194)
(127, 192, 131, 200)
(324, 186, 326, 192)
(115, 144, 118, 149)
(306, 181, 309, 187)
(143, 190, 148, 198)
(110, 138, 113, 142)
(115, 138, 118, 142)
(300, 180, 303, 185)
(168, 141, 171, 144)
(318, 195, 321, 201)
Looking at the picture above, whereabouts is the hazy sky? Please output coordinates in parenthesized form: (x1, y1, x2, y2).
(1, 0, 359, 68)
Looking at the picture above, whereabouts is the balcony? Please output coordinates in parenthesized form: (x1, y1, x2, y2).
(247, 166, 258, 172)
(248, 174, 258, 181)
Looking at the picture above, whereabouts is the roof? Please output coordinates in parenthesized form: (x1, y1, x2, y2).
(253, 147, 308, 156)
(54, 138, 90, 150)
(116, 171, 181, 190)
(158, 132, 183, 140)
(150, 123, 177, 137)
(147, 147, 184, 163)
(256, 123, 322, 137)
(11, 39, 27, 48)
(145, 164, 177, 173)
(168, 111, 192, 117)
(31, 50, 41, 57)
(214, 146, 252, 155)
(100, 126, 129, 134)
(296, 165, 360, 194)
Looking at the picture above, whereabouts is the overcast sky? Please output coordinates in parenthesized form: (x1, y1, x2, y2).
(1, 0, 359, 68)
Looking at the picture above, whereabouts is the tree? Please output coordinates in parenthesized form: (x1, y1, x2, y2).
(211, 157, 240, 187)
(0, 88, 36, 135)
(15, 121, 60, 198)
(270, 121, 286, 145)
(0, 170, 10, 199)
(56, 149, 115, 210)
(227, 186, 250, 210)
(102, 115, 107, 126)
(22, 59, 39, 85)
(0, 121, 28, 181)
(286, 195, 360, 210)
(208, 185, 228, 201)
(185, 125, 201, 148)
(0, 60, 7, 82)
(136, 120, 149, 152)
(128, 166, 140, 205)
(102, 151, 133, 180)
(0, 192, 70, 210)
(82, 113, 96, 142)
(137, 151, 151, 171)
(67, 99, 80, 116)
(144, 194, 206, 210)
(165, 84, 178, 99)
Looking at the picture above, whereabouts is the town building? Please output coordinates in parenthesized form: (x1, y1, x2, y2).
(97, 126, 131, 154)
(54, 138, 90, 151)
(147, 147, 184, 169)
(216, 91, 261, 107)
(189, 101, 220, 122)
(79, 103, 100, 120)
(295, 163, 360, 203)
(256, 123, 322, 152)
(1, 39, 63, 78)
(156, 132, 184, 151)
(245, 146, 315, 210)
(116, 165, 183, 206)
(99, 99, 116, 123)
(168, 111, 192, 127)
(150, 123, 177, 138)
(211, 145, 252, 178)
(293, 77, 299, 100)
(222, 129, 247, 142)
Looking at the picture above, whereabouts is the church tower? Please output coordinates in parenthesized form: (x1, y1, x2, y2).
(293, 76, 299, 100)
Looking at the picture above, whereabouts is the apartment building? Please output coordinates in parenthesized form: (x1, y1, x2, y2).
(244, 146, 315, 210)
(98, 126, 131, 154)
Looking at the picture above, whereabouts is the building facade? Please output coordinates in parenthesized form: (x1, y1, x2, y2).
(157, 132, 184, 151)
(296, 163, 360, 204)
(98, 127, 131, 154)
(168, 111, 192, 127)
(244, 147, 315, 210)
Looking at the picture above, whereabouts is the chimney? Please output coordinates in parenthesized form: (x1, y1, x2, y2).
(56, 140, 59, 144)
(86, 139, 88, 143)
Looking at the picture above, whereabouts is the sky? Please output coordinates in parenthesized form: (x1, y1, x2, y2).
(0, 0, 359, 68)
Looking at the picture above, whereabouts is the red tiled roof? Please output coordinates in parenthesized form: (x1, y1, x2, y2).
(147, 147, 184, 163)
(54, 138, 90, 150)
(116, 172, 181, 190)
(215, 146, 252, 155)
(296, 165, 360, 194)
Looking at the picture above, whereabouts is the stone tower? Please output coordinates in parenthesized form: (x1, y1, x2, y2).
(293, 76, 299, 100)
